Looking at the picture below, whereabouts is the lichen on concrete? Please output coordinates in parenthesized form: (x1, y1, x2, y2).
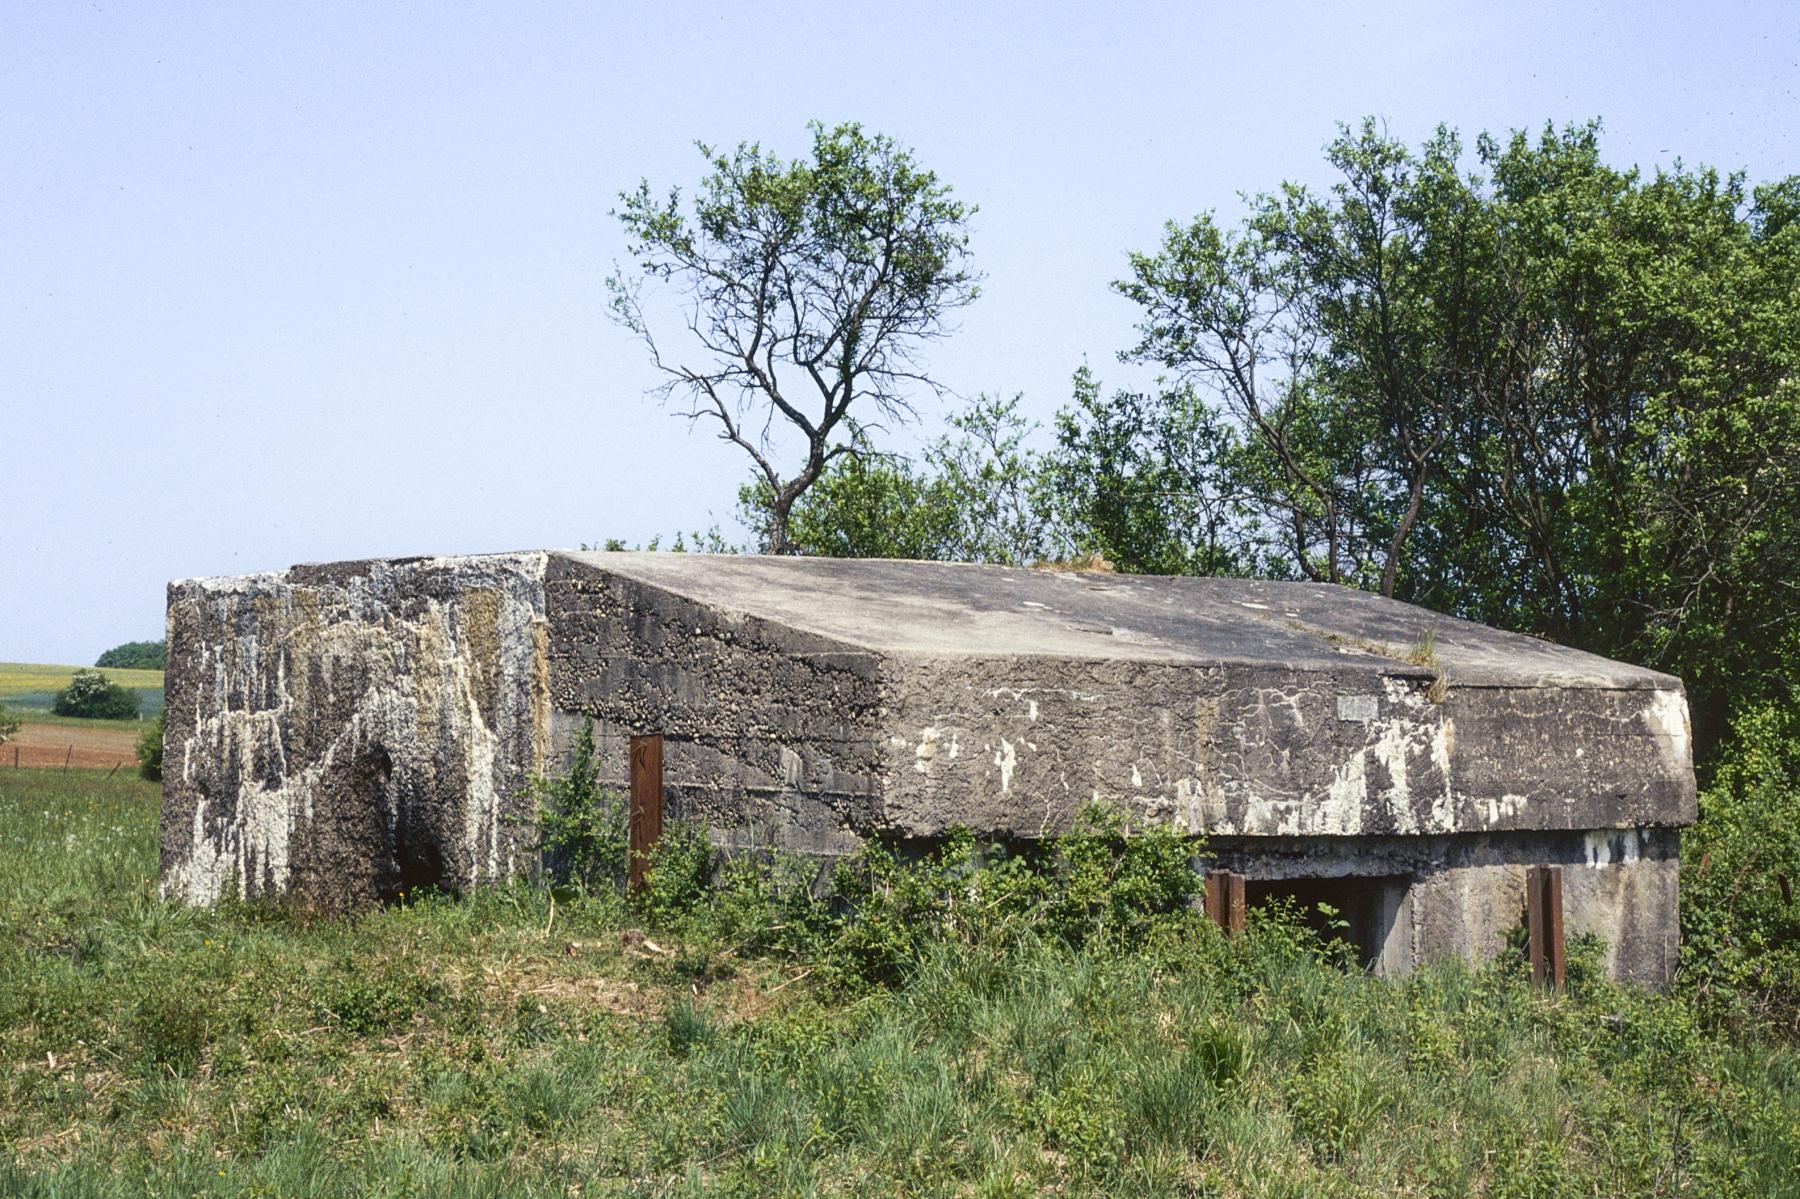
(160, 554, 551, 907)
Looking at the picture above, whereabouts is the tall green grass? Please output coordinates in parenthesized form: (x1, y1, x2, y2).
(2, 770, 1797, 1197)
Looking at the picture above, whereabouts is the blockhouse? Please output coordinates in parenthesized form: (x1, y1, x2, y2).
(161, 551, 1696, 982)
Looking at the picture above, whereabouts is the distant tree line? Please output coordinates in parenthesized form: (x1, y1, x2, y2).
(96, 640, 165, 670)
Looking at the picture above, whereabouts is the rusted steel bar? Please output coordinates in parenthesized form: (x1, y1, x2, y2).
(628, 734, 664, 895)
(1527, 865, 1565, 991)
(1204, 871, 1247, 935)
(1545, 865, 1565, 991)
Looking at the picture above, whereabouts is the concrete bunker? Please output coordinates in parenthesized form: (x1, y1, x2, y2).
(160, 551, 1696, 984)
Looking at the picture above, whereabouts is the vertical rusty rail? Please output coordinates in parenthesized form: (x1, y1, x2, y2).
(1205, 871, 1246, 935)
(1527, 864, 1565, 991)
(628, 734, 664, 895)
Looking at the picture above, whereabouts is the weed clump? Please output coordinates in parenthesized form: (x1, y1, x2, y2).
(129, 994, 209, 1077)
(526, 719, 627, 892)
(520, 731, 1213, 993)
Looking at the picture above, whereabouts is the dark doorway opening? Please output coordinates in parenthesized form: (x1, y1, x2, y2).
(1245, 875, 1408, 970)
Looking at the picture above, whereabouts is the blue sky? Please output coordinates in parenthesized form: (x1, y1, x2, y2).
(3, 1, 1797, 664)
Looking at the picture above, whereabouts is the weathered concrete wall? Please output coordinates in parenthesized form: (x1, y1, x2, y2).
(161, 554, 551, 907)
(542, 557, 880, 856)
(881, 659, 1694, 841)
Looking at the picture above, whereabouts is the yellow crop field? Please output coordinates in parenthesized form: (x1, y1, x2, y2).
(0, 661, 165, 699)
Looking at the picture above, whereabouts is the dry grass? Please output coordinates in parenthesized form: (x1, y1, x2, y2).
(1030, 554, 1117, 573)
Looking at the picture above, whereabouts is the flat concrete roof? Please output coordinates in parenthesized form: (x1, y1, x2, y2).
(566, 552, 1676, 691)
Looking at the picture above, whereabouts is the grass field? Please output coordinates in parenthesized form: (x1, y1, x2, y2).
(2, 770, 1798, 1197)
(0, 662, 165, 718)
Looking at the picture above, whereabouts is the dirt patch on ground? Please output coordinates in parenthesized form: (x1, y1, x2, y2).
(4, 722, 139, 769)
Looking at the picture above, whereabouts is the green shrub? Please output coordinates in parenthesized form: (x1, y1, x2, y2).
(95, 639, 166, 669)
(825, 807, 1206, 988)
(527, 719, 626, 891)
(0, 702, 17, 748)
(136, 709, 164, 781)
(1682, 702, 1800, 1033)
(51, 668, 140, 720)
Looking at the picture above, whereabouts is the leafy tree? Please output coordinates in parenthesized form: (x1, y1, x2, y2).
(137, 709, 164, 781)
(609, 122, 980, 555)
(1682, 702, 1800, 1032)
(52, 668, 140, 720)
(741, 436, 963, 561)
(740, 395, 1056, 564)
(0, 703, 18, 749)
(1044, 367, 1264, 577)
(96, 640, 165, 670)
(1117, 119, 1800, 752)
(925, 393, 1058, 565)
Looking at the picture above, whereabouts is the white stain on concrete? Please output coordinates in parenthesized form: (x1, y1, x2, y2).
(1585, 828, 1644, 866)
(913, 727, 940, 773)
(1484, 793, 1527, 826)
(164, 555, 550, 905)
(1646, 689, 1691, 769)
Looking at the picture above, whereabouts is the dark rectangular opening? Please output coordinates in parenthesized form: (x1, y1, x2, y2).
(1244, 875, 1407, 970)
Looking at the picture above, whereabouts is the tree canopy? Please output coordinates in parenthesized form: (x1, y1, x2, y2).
(754, 119, 1800, 757)
(609, 122, 979, 554)
(53, 668, 141, 721)
(96, 640, 165, 670)
(1115, 119, 1800, 747)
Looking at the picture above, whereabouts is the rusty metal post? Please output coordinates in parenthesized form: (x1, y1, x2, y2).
(1205, 871, 1247, 935)
(1544, 865, 1565, 991)
(628, 734, 664, 895)
(1527, 865, 1565, 991)
(1226, 871, 1246, 935)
